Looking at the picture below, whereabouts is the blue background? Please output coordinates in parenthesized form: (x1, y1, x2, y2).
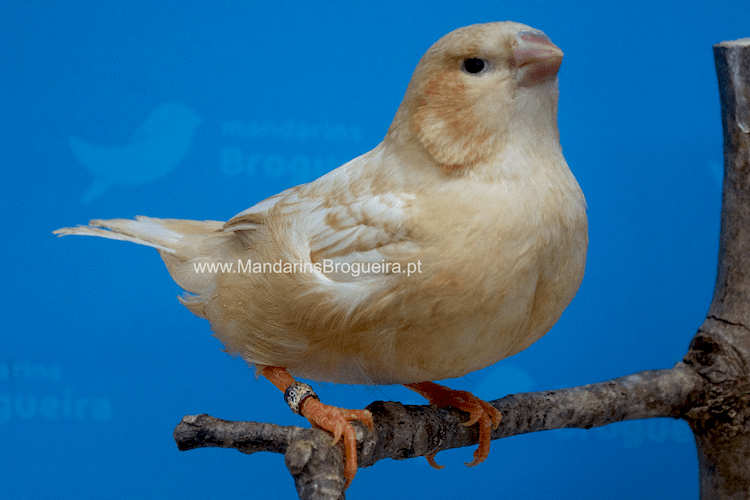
(3, 1, 748, 498)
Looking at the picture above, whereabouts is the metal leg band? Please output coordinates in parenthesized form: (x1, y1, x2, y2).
(284, 382, 318, 415)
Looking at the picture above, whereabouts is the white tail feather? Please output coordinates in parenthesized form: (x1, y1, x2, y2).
(53, 216, 183, 253)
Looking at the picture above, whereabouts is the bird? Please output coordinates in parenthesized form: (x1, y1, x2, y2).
(55, 21, 587, 487)
(70, 102, 201, 203)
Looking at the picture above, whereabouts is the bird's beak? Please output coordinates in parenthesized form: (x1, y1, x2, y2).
(512, 31, 564, 87)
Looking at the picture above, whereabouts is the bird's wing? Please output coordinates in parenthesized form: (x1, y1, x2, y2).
(305, 192, 417, 270)
(224, 184, 418, 282)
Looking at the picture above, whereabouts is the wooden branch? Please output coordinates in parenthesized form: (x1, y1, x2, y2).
(710, 37, 750, 326)
(683, 38, 750, 500)
(173, 39, 750, 499)
(174, 366, 701, 498)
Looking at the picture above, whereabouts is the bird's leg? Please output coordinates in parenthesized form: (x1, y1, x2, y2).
(404, 381, 502, 468)
(259, 366, 373, 487)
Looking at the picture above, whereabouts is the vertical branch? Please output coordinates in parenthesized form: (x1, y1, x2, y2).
(684, 38, 750, 500)
(710, 38, 750, 325)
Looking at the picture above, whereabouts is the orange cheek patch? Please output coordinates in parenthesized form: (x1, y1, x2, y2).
(410, 70, 494, 168)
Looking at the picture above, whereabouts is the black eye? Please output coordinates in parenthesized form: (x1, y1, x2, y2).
(462, 58, 487, 74)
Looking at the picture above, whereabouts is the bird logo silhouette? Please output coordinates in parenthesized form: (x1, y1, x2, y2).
(70, 102, 201, 203)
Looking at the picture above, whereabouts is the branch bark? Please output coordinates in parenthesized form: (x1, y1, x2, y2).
(174, 366, 701, 464)
(173, 39, 750, 499)
(682, 37, 750, 500)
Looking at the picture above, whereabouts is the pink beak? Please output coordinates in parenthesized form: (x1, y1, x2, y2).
(512, 31, 564, 87)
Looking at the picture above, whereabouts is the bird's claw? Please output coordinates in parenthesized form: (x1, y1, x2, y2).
(426, 454, 446, 470)
(299, 397, 373, 486)
(405, 382, 502, 469)
(459, 395, 502, 467)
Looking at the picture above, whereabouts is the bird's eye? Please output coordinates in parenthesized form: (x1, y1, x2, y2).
(462, 58, 487, 75)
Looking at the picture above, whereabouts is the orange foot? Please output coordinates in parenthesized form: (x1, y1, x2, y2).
(404, 381, 502, 468)
(260, 366, 373, 488)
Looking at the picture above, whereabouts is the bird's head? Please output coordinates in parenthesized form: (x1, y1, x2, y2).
(386, 21, 564, 174)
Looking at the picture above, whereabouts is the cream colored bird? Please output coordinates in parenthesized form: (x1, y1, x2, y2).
(55, 21, 587, 486)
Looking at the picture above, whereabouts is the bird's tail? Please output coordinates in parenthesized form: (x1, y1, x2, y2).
(54, 217, 228, 314)
(54, 216, 203, 252)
